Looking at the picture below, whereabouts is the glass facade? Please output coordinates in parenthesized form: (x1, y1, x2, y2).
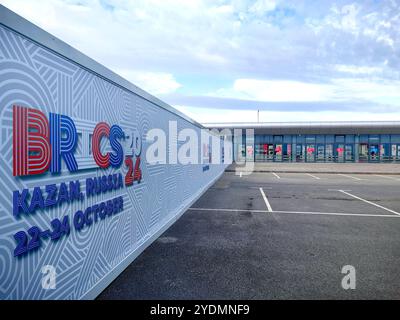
(235, 134, 400, 163)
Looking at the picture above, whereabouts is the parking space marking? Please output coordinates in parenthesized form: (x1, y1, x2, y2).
(306, 173, 320, 180)
(188, 207, 400, 218)
(338, 174, 364, 181)
(374, 174, 400, 181)
(271, 210, 400, 218)
(338, 190, 400, 216)
(189, 207, 259, 212)
(259, 187, 273, 212)
(250, 186, 272, 190)
(272, 172, 281, 179)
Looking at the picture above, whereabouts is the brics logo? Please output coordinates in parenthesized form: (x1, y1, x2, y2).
(12, 105, 141, 180)
(13, 105, 78, 176)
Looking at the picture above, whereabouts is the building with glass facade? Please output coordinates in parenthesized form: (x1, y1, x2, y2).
(206, 121, 400, 163)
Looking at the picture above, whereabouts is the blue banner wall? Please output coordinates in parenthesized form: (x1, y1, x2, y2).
(0, 6, 229, 300)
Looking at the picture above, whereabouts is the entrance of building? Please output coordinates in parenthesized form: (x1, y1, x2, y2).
(259, 144, 274, 162)
(316, 144, 325, 162)
(345, 144, 353, 162)
(274, 144, 283, 162)
(392, 144, 400, 162)
(326, 144, 334, 162)
(295, 144, 304, 162)
(359, 144, 368, 162)
(335, 144, 345, 162)
(306, 145, 315, 162)
(369, 144, 379, 162)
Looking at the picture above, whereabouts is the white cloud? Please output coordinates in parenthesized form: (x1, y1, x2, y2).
(211, 79, 335, 102)
(324, 3, 360, 34)
(340, 4, 360, 33)
(232, 79, 335, 102)
(2, 0, 398, 82)
(2, 0, 400, 123)
(249, 0, 277, 16)
(334, 64, 383, 75)
(376, 34, 394, 47)
(210, 77, 400, 106)
(174, 105, 400, 124)
(114, 70, 181, 95)
(331, 78, 400, 105)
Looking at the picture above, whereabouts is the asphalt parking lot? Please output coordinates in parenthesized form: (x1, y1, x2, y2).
(98, 171, 400, 299)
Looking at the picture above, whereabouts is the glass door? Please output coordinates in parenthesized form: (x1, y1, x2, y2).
(286, 144, 292, 162)
(255, 144, 261, 161)
(380, 144, 390, 162)
(369, 144, 379, 162)
(336, 144, 344, 162)
(359, 144, 368, 162)
(391, 145, 397, 161)
(345, 145, 353, 162)
(326, 144, 333, 162)
(267, 145, 274, 162)
(274, 144, 283, 162)
(316, 144, 325, 162)
(397, 145, 400, 162)
(306, 145, 315, 162)
(262, 144, 268, 161)
(295, 144, 303, 162)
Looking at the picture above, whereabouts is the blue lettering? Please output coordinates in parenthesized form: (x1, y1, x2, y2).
(13, 189, 29, 217)
(57, 182, 70, 205)
(28, 187, 44, 213)
(45, 184, 57, 207)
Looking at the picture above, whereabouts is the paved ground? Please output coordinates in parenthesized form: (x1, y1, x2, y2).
(227, 162, 400, 174)
(98, 171, 400, 300)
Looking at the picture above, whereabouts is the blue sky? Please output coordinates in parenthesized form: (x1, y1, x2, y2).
(2, 0, 400, 123)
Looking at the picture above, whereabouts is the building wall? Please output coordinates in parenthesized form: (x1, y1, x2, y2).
(0, 9, 228, 299)
(234, 133, 400, 163)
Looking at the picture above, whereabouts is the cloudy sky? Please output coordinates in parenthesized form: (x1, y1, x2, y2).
(1, 0, 400, 123)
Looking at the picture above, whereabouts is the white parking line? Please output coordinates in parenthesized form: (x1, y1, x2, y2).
(272, 172, 281, 179)
(188, 207, 400, 218)
(338, 190, 400, 216)
(259, 187, 273, 212)
(338, 173, 364, 181)
(190, 207, 261, 212)
(272, 210, 399, 218)
(374, 174, 400, 181)
(306, 173, 320, 180)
